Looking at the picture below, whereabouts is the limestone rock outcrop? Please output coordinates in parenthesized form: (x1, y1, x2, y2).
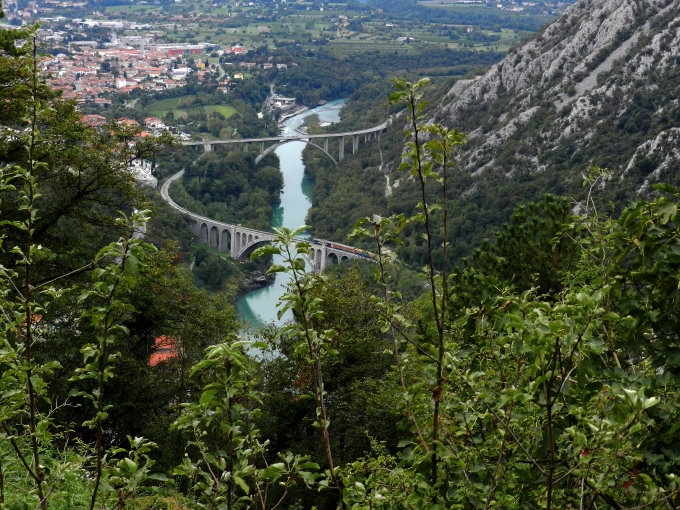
(430, 0, 680, 195)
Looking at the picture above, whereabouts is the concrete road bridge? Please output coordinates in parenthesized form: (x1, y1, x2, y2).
(160, 170, 373, 272)
(181, 120, 389, 165)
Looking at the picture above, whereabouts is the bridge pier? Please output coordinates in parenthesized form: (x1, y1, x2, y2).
(352, 134, 359, 155)
(339, 136, 345, 161)
(204, 143, 213, 153)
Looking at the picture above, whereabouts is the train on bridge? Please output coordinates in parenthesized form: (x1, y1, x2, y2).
(312, 239, 375, 261)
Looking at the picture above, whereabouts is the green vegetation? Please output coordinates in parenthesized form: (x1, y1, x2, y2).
(170, 149, 282, 231)
(0, 28, 238, 507)
(7, 7, 680, 507)
(247, 80, 680, 508)
(83, 0, 565, 51)
(143, 97, 238, 121)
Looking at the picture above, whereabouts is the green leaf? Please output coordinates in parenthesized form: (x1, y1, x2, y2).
(658, 200, 678, 224)
(260, 463, 286, 480)
(147, 473, 170, 482)
(234, 475, 250, 494)
(120, 457, 138, 475)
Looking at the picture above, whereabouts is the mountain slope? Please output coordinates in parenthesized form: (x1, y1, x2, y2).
(430, 0, 680, 209)
(308, 0, 680, 263)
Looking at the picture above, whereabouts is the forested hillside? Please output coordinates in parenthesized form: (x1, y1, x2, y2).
(4, 1, 680, 509)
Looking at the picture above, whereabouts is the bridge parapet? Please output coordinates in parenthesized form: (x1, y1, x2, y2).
(181, 120, 389, 165)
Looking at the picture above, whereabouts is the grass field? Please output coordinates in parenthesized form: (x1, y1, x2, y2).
(328, 39, 419, 56)
(146, 97, 237, 120)
(104, 4, 161, 14)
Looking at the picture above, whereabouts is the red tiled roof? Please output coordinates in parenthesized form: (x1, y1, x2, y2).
(149, 335, 179, 366)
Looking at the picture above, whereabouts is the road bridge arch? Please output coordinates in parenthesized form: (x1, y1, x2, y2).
(181, 120, 390, 166)
(255, 139, 337, 165)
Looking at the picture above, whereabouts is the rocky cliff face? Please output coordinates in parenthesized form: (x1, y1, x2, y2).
(430, 0, 680, 202)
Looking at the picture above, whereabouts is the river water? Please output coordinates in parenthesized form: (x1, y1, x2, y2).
(236, 99, 346, 327)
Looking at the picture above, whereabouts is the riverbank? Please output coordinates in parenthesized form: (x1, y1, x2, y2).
(277, 105, 308, 126)
(237, 270, 275, 297)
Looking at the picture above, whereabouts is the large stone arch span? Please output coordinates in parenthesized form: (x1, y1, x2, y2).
(254, 139, 337, 165)
(236, 239, 274, 262)
(219, 228, 232, 252)
(161, 170, 375, 272)
(198, 222, 209, 243)
(326, 252, 339, 266)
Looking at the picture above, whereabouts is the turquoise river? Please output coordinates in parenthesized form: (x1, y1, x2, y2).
(235, 99, 346, 327)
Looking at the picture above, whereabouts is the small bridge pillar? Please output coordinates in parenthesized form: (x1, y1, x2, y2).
(204, 143, 213, 153)
(353, 134, 359, 155)
(339, 136, 345, 161)
(324, 137, 329, 152)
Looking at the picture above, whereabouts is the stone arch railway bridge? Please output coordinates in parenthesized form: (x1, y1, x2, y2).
(181, 120, 389, 165)
(160, 170, 374, 272)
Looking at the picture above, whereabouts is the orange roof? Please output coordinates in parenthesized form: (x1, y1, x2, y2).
(81, 114, 107, 126)
(149, 335, 179, 366)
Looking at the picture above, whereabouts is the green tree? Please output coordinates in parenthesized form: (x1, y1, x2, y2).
(87, 244, 239, 469)
(70, 211, 162, 510)
(0, 30, 167, 509)
(172, 339, 319, 509)
(350, 78, 466, 503)
(342, 80, 680, 508)
(468, 194, 581, 298)
(193, 250, 234, 290)
(252, 227, 344, 504)
(258, 266, 399, 467)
